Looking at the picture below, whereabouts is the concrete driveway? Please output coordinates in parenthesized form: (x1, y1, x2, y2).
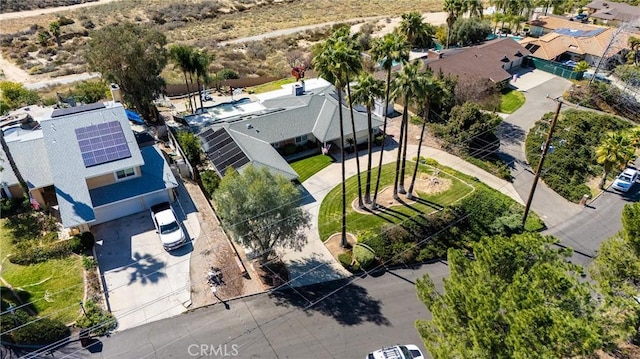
(93, 182, 200, 332)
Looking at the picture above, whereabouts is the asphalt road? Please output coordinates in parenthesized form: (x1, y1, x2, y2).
(71, 263, 446, 359)
(545, 179, 640, 269)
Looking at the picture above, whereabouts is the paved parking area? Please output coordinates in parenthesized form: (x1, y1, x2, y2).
(93, 181, 200, 332)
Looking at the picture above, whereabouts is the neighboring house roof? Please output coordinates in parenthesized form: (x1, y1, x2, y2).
(40, 102, 144, 228)
(519, 22, 629, 60)
(1, 133, 53, 189)
(90, 146, 177, 207)
(527, 14, 594, 31)
(422, 38, 531, 83)
(585, 0, 640, 22)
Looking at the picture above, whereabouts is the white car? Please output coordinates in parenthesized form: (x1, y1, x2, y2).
(366, 344, 424, 359)
(150, 202, 187, 250)
(612, 167, 639, 192)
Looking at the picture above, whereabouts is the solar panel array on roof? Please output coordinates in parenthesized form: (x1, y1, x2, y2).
(554, 28, 606, 37)
(199, 128, 250, 175)
(75, 121, 131, 167)
(51, 102, 106, 118)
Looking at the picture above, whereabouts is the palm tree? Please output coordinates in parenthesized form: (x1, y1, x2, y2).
(393, 60, 422, 198)
(169, 44, 196, 114)
(628, 37, 640, 65)
(313, 30, 352, 247)
(596, 132, 635, 189)
(467, 0, 484, 18)
(370, 32, 410, 209)
(444, 0, 463, 49)
(351, 73, 385, 204)
(398, 11, 435, 50)
(193, 49, 212, 113)
(407, 70, 446, 199)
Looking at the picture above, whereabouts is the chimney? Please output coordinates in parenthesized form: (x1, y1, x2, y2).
(110, 83, 123, 103)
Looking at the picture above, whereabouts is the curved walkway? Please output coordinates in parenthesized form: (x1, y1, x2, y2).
(282, 142, 522, 287)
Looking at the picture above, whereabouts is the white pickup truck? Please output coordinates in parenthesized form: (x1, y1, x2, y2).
(150, 202, 187, 251)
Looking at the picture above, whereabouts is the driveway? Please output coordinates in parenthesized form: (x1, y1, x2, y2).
(93, 181, 200, 331)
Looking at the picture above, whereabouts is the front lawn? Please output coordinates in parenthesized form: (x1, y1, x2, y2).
(246, 78, 297, 94)
(0, 218, 84, 324)
(290, 154, 334, 183)
(500, 87, 526, 114)
(318, 161, 475, 241)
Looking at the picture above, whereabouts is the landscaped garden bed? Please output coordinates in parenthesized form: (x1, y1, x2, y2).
(320, 159, 544, 269)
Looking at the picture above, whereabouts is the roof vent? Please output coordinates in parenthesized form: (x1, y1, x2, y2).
(246, 123, 253, 129)
(501, 55, 510, 62)
(515, 50, 523, 57)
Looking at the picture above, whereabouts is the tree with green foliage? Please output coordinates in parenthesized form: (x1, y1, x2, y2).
(200, 170, 220, 197)
(591, 202, 640, 343)
(213, 166, 310, 263)
(397, 11, 436, 49)
(193, 49, 213, 112)
(75, 300, 117, 336)
(574, 60, 590, 73)
(49, 21, 61, 49)
(0, 81, 40, 109)
(351, 73, 385, 205)
(450, 17, 492, 47)
(370, 32, 410, 209)
(75, 80, 108, 104)
(596, 131, 635, 189)
(433, 102, 502, 155)
(176, 131, 202, 166)
(416, 233, 604, 358)
(628, 36, 640, 65)
(2, 310, 70, 346)
(85, 22, 167, 122)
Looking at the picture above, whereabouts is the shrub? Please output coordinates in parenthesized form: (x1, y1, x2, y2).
(11, 316, 70, 346)
(337, 252, 352, 268)
(352, 243, 375, 269)
(200, 170, 221, 197)
(75, 300, 117, 336)
(82, 255, 97, 270)
(0, 197, 29, 218)
(69, 232, 93, 254)
(9, 239, 75, 265)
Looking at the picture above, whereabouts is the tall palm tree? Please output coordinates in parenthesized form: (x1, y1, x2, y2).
(407, 70, 446, 199)
(628, 37, 640, 65)
(370, 32, 410, 209)
(313, 30, 352, 247)
(193, 49, 212, 113)
(398, 11, 435, 50)
(596, 132, 635, 189)
(467, 0, 484, 18)
(169, 44, 196, 114)
(351, 73, 385, 204)
(393, 60, 422, 198)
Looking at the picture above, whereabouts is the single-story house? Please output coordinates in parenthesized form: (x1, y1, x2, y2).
(420, 38, 532, 88)
(585, 0, 640, 26)
(187, 78, 384, 180)
(0, 102, 178, 233)
(520, 17, 630, 66)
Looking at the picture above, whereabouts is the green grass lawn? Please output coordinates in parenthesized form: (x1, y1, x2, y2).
(290, 154, 335, 183)
(500, 88, 526, 114)
(246, 78, 297, 94)
(318, 162, 475, 241)
(0, 219, 84, 324)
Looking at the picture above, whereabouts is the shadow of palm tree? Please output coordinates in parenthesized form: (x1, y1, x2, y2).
(125, 252, 166, 285)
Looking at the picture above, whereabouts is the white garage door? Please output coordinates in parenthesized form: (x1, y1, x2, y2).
(93, 197, 145, 225)
(92, 191, 171, 225)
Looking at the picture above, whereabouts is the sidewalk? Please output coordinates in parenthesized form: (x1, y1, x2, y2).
(281, 142, 523, 288)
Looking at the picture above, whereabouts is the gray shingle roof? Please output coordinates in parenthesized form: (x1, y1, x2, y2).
(1, 134, 53, 189)
(40, 102, 144, 227)
(230, 130, 298, 181)
(90, 146, 177, 207)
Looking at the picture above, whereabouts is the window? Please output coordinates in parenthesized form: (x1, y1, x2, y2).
(295, 135, 308, 143)
(116, 167, 136, 180)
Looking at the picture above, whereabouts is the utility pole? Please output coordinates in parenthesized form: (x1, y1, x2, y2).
(522, 97, 563, 225)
